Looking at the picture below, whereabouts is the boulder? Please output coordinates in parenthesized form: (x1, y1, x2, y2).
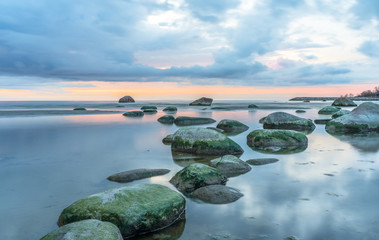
(171, 127, 244, 156)
(314, 119, 331, 124)
(158, 115, 175, 124)
(189, 97, 213, 106)
(58, 184, 185, 239)
(174, 116, 216, 126)
(123, 111, 144, 117)
(141, 106, 157, 110)
(248, 104, 259, 108)
(326, 102, 379, 134)
(318, 106, 340, 115)
(209, 155, 251, 177)
(247, 129, 308, 153)
(216, 119, 249, 134)
(118, 96, 135, 103)
(163, 106, 178, 112)
(41, 220, 122, 240)
(331, 110, 350, 119)
(246, 158, 279, 165)
(107, 169, 170, 183)
(169, 163, 227, 193)
(332, 97, 357, 107)
(162, 134, 174, 145)
(73, 107, 86, 111)
(191, 185, 243, 204)
(262, 112, 315, 131)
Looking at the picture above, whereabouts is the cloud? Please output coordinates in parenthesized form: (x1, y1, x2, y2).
(185, 0, 241, 23)
(358, 40, 379, 57)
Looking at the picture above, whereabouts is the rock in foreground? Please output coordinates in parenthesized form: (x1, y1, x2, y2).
(119, 96, 135, 103)
(209, 155, 251, 177)
(41, 220, 122, 240)
(189, 97, 213, 106)
(262, 112, 315, 132)
(332, 97, 357, 107)
(171, 127, 244, 156)
(216, 119, 249, 134)
(174, 116, 216, 126)
(318, 106, 340, 115)
(326, 102, 379, 134)
(169, 163, 227, 193)
(58, 184, 185, 239)
(247, 129, 308, 153)
(158, 115, 175, 124)
(107, 169, 170, 183)
(191, 185, 243, 204)
(246, 158, 279, 165)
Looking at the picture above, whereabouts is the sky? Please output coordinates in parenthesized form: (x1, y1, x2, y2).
(0, 0, 378, 101)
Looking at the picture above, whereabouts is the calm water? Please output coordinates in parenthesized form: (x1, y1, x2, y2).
(0, 101, 378, 240)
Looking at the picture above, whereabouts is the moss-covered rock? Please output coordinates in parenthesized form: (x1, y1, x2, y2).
(163, 106, 178, 112)
(216, 119, 249, 134)
(123, 111, 144, 117)
(107, 169, 170, 183)
(262, 112, 315, 132)
(169, 163, 227, 193)
(162, 134, 174, 145)
(141, 106, 157, 110)
(189, 97, 213, 106)
(331, 109, 350, 119)
(332, 97, 357, 107)
(209, 155, 251, 177)
(57, 184, 185, 239)
(158, 115, 175, 124)
(318, 106, 340, 115)
(247, 129, 308, 154)
(190, 185, 243, 204)
(314, 119, 332, 124)
(174, 116, 216, 126)
(73, 107, 86, 111)
(41, 220, 122, 240)
(171, 127, 244, 156)
(326, 102, 379, 134)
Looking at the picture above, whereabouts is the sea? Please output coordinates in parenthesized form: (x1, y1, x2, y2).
(0, 100, 378, 240)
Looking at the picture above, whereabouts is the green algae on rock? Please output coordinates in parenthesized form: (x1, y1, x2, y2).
(107, 169, 170, 183)
(209, 155, 251, 177)
(162, 134, 174, 145)
(163, 106, 178, 112)
(158, 115, 175, 124)
(190, 185, 243, 204)
(262, 112, 315, 132)
(174, 116, 216, 126)
(41, 219, 122, 240)
(332, 97, 357, 107)
(169, 163, 227, 193)
(171, 127, 244, 156)
(247, 129, 308, 154)
(216, 119, 249, 134)
(123, 111, 144, 117)
(57, 184, 185, 239)
(332, 109, 350, 119)
(318, 106, 340, 115)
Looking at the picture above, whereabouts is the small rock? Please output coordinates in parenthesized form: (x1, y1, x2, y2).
(296, 110, 306, 113)
(73, 107, 86, 111)
(209, 155, 251, 177)
(191, 185, 243, 204)
(216, 119, 249, 134)
(158, 115, 175, 124)
(123, 111, 144, 117)
(189, 97, 213, 106)
(141, 105, 157, 110)
(332, 97, 357, 107)
(118, 96, 135, 103)
(246, 158, 279, 165)
(163, 106, 178, 112)
(262, 112, 315, 131)
(318, 106, 340, 115)
(107, 168, 170, 183)
(248, 104, 259, 108)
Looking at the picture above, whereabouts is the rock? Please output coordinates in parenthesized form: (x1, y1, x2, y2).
(169, 163, 227, 193)
(247, 129, 308, 154)
(163, 106, 178, 112)
(296, 110, 306, 113)
(41, 220, 122, 240)
(73, 107, 86, 111)
(190, 185, 243, 204)
(174, 116, 216, 126)
(143, 109, 157, 113)
(326, 102, 379, 134)
(246, 158, 279, 165)
(209, 155, 251, 177)
(262, 112, 315, 131)
(248, 104, 258, 108)
(107, 169, 170, 183)
(259, 117, 267, 123)
(318, 106, 340, 115)
(119, 96, 135, 103)
(123, 111, 144, 117)
(314, 119, 331, 124)
(141, 106, 157, 110)
(189, 97, 213, 106)
(158, 115, 175, 124)
(332, 109, 350, 119)
(171, 127, 244, 156)
(58, 184, 185, 239)
(207, 127, 225, 133)
(162, 134, 174, 145)
(332, 97, 357, 107)
(216, 119, 249, 134)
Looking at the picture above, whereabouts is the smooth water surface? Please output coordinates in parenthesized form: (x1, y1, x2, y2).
(0, 101, 378, 240)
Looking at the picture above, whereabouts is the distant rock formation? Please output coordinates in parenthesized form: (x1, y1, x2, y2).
(189, 97, 213, 106)
(118, 96, 135, 103)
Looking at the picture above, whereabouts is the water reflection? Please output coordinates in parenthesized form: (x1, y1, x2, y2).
(328, 132, 379, 153)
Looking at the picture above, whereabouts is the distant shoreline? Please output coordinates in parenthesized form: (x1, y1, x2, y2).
(289, 97, 379, 101)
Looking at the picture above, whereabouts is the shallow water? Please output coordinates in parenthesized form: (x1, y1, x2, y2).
(0, 100, 378, 240)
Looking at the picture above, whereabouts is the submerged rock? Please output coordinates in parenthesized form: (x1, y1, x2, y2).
(41, 220, 122, 240)
(314, 119, 332, 124)
(58, 184, 185, 239)
(189, 97, 213, 106)
(123, 111, 144, 117)
(107, 169, 170, 183)
(158, 115, 175, 124)
(191, 185, 243, 204)
(332, 109, 350, 119)
(248, 104, 258, 108)
(326, 102, 379, 134)
(73, 107, 86, 111)
(169, 163, 227, 193)
(174, 116, 216, 126)
(332, 97, 357, 107)
(171, 127, 244, 156)
(247, 129, 308, 154)
(262, 112, 315, 132)
(163, 106, 178, 112)
(216, 119, 249, 134)
(318, 106, 340, 115)
(119, 96, 135, 103)
(162, 134, 174, 145)
(296, 110, 306, 113)
(141, 106, 157, 110)
(209, 155, 251, 177)
(246, 158, 279, 165)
